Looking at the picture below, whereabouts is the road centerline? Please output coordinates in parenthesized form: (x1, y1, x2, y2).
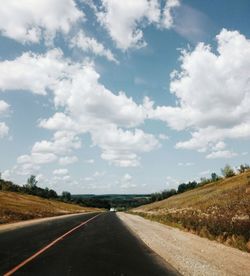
(3, 213, 102, 276)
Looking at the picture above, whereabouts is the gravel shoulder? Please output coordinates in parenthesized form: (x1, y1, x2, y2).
(118, 212, 250, 276)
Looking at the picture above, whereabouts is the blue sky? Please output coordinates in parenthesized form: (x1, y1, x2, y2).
(0, 0, 250, 194)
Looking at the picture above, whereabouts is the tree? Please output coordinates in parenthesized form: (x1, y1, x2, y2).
(221, 165, 235, 178)
(211, 172, 220, 182)
(26, 175, 38, 189)
(178, 183, 187, 193)
(62, 191, 71, 202)
(238, 164, 250, 174)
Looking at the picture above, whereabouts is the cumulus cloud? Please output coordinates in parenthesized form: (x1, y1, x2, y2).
(0, 122, 9, 138)
(0, 49, 69, 95)
(149, 29, 250, 156)
(0, 101, 9, 138)
(53, 168, 69, 175)
(32, 131, 81, 156)
(91, 125, 159, 167)
(96, 0, 160, 50)
(16, 130, 80, 173)
(206, 150, 237, 159)
(158, 133, 169, 140)
(70, 31, 118, 63)
(17, 153, 57, 165)
(120, 173, 136, 189)
(85, 159, 95, 164)
(59, 156, 78, 165)
(2, 49, 158, 167)
(0, 100, 9, 115)
(161, 0, 180, 29)
(0, 0, 84, 44)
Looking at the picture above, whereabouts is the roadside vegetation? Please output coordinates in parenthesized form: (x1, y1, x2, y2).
(0, 175, 101, 224)
(0, 191, 99, 224)
(131, 164, 250, 252)
(0, 174, 152, 210)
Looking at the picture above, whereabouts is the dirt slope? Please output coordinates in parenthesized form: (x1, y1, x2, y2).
(131, 171, 250, 251)
(0, 191, 100, 224)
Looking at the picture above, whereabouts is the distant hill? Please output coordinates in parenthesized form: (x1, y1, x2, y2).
(72, 194, 151, 209)
(0, 191, 100, 224)
(131, 171, 250, 251)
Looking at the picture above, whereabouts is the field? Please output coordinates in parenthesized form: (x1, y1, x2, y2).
(0, 191, 99, 224)
(131, 171, 250, 251)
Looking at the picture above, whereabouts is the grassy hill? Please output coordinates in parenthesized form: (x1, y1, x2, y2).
(0, 191, 100, 224)
(131, 171, 250, 251)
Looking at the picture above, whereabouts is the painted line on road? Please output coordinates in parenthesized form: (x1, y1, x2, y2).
(4, 213, 102, 276)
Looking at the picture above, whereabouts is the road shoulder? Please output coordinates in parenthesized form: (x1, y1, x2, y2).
(118, 212, 250, 276)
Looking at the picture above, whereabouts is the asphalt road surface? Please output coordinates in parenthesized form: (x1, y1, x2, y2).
(0, 212, 180, 276)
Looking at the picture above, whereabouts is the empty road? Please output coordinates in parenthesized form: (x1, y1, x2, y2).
(0, 212, 179, 275)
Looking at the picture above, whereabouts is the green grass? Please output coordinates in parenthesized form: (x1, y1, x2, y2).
(131, 171, 250, 252)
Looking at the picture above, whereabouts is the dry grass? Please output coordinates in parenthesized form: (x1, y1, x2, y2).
(0, 191, 100, 224)
(132, 171, 250, 252)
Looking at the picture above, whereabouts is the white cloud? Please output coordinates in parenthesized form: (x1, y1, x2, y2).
(199, 170, 210, 176)
(0, 49, 67, 95)
(0, 49, 146, 127)
(166, 176, 180, 188)
(120, 173, 136, 189)
(178, 162, 194, 166)
(32, 131, 81, 156)
(70, 31, 118, 63)
(206, 150, 237, 159)
(59, 156, 78, 165)
(91, 126, 160, 167)
(0, 101, 10, 138)
(85, 159, 94, 164)
(171, 3, 210, 43)
(53, 168, 69, 175)
(212, 141, 226, 151)
(39, 113, 79, 131)
(17, 131, 81, 170)
(84, 177, 93, 182)
(149, 29, 250, 155)
(2, 49, 159, 167)
(17, 153, 57, 165)
(0, 100, 9, 115)
(161, 0, 180, 29)
(14, 162, 41, 176)
(96, 0, 160, 50)
(0, 0, 84, 44)
(158, 133, 169, 140)
(1, 170, 11, 180)
(0, 122, 9, 138)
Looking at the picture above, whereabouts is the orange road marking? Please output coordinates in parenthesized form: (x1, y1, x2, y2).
(4, 213, 102, 276)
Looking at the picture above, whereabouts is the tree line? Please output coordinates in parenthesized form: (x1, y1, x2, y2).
(148, 163, 250, 203)
(0, 163, 249, 208)
(0, 174, 72, 202)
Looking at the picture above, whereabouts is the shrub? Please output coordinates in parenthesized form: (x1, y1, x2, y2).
(221, 164, 235, 178)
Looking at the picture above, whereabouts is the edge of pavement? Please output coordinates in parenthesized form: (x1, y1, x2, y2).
(0, 211, 103, 233)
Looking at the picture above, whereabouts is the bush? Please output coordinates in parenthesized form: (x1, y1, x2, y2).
(238, 164, 250, 174)
(221, 165, 235, 178)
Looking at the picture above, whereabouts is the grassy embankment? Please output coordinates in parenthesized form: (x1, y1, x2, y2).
(0, 191, 100, 224)
(131, 171, 250, 251)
